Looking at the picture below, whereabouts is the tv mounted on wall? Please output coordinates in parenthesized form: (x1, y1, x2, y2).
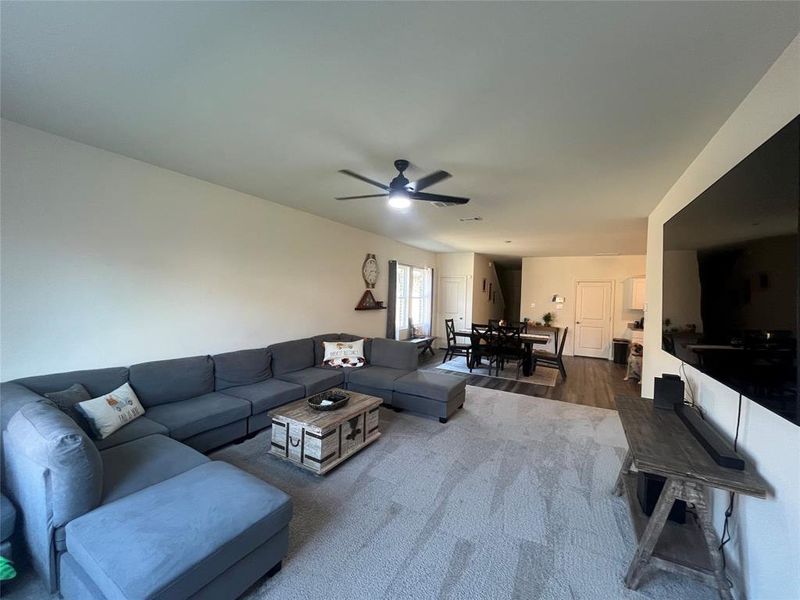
(662, 116, 799, 426)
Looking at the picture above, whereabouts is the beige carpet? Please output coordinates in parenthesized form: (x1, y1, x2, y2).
(213, 386, 713, 600)
(437, 356, 560, 387)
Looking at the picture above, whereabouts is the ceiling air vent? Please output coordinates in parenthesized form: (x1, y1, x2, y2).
(458, 216, 483, 221)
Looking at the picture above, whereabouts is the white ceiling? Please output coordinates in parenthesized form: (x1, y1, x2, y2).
(2, 2, 798, 257)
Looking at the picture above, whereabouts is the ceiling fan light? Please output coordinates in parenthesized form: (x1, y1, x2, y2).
(388, 192, 411, 209)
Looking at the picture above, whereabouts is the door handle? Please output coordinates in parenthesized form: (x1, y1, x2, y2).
(576, 321, 581, 324)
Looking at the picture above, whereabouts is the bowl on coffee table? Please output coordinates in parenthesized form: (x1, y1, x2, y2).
(307, 389, 350, 411)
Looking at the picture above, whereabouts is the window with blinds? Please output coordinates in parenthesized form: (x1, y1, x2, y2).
(395, 264, 433, 340)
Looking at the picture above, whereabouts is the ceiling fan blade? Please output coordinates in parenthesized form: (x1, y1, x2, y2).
(338, 169, 389, 190)
(335, 194, 388, 200)
(410, 170, 451, 192)
(411, 191, 470, 205)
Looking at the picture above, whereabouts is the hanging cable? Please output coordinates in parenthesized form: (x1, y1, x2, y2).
(719, 392, 743, 573)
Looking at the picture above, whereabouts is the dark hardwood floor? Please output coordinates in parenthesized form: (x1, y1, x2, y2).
(419, 352, 640, 411)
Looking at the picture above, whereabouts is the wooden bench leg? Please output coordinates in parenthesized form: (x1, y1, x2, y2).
(613, 449, 633, 496)
(687, 483, 734, 600)
(625, 478, 678, 590)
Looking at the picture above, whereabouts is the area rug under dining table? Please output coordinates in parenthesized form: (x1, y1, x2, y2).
(437, 356, 560, 387)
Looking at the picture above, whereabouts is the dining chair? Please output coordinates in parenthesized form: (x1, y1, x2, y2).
(470, 323, 500, 374)
(533, 326, 568, 380)
(497, 326, 524, 378)
(442, 318, 472, 365)
(488, 319, 501, 329)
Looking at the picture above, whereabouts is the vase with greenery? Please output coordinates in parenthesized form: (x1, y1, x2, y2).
(542, 312, 554, 327)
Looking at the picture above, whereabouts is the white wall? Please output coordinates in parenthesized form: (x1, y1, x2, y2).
(471, 253, 504, 325)
(0, 120, 435, 380)
(642, 35, 800, 600)
(519, 255, 646, 355)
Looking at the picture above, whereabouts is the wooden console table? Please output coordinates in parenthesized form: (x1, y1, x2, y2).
(613, 396, 768, 599)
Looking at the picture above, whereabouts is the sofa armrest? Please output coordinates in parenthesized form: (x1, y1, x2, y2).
(1, 382, 46, 432)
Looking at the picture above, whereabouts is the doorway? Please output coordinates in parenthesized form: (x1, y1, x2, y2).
(495, 261, 522, 323)
(437, 276, 467, 345)
(574, 280, 613, 359)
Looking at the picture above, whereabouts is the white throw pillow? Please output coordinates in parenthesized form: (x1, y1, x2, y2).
(74, 382, 145, 439)
(322, 339, 365, 368)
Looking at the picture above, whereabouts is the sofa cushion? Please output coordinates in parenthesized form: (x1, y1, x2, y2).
(275, 367, 344, 396)
(369, 338, 418, 371)
(321, 339, 365, 368)
(311, 333, 343, 366)
(269, 338, 314, 375)
(4, 401, 102, 527)
(212, 348, 271, 391)
(100, 434, 209, 505)
(129, 355, 214, 407)
(0, 494, 16, 543)
(65, 461, 292, 600)
(146, 392, 250, 440)
(220, 379, 305, 415)
(43, 383, 94, 436)
(393, 370, 467, 403)
(93, 417, 169, 451)
(345, 366, 411, 390)
(13, 366, 129, 399)
(310, 333, 365, 365)
(74, 383, 145, 440)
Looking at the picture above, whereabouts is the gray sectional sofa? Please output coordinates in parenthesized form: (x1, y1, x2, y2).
(0, 333, 466, 599)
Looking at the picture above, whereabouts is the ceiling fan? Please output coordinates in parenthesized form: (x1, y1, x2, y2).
(336, 159, 469, 208)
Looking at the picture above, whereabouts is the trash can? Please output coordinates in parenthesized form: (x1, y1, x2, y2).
(613, 338, 630, 364)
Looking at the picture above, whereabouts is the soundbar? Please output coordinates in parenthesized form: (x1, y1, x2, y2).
(675, 404, 745, 470)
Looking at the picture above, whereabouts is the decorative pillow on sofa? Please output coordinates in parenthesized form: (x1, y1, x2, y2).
(73, 382, 145, 440)
(322, 339, 365, 368)
(43, 383, 94, 436)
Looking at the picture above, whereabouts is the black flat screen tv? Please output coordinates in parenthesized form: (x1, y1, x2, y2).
(662, 115, 799, 426)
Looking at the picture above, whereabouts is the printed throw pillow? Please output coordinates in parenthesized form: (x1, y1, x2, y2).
(322, 339, 365, 368)
(43, 383, 94, 436)
(74, 382, 145, 440)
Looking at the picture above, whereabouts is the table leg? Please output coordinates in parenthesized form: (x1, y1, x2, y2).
(687, 483, 734, 600)
(613, 449, 633, 496)
(625, 478, 678, 590)
(522, 342, 533, 376)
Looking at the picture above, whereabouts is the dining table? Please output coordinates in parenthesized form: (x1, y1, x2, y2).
(456, 328, 549, 377)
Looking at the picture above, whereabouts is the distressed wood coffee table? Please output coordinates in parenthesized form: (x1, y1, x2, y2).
(268, 390, 381, 475)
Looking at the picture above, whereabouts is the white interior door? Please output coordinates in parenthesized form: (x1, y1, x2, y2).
(437, 276, 467, 345)
(574, 280, 613, 359)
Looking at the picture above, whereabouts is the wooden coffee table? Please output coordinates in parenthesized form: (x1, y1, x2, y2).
(268, 390, 382, 475)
